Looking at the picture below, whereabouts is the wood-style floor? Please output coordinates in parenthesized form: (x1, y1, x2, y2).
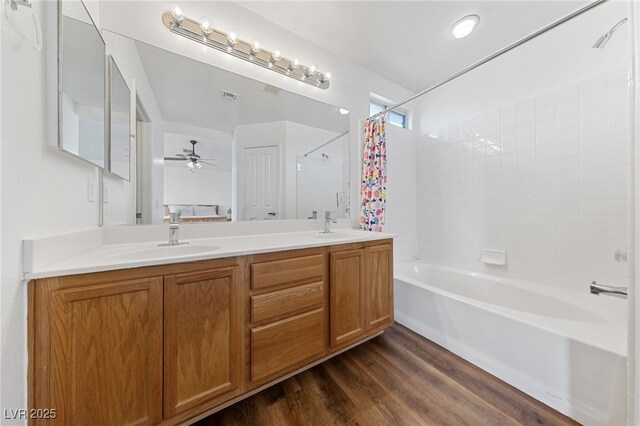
(195, 324, 579, 426)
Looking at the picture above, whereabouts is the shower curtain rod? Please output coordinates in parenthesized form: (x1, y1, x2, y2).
(304, 130, 350, 157)
(369, 0, 609, 120)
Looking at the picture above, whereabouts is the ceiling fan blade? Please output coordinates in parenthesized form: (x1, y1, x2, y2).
(175, 153, 187, 158)
(200, 158, 217, 161)
(200, 161, 218, 167)
(164, 157, 185, 161)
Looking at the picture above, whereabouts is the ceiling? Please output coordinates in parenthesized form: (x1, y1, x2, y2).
(237, 1, 591, 91)
(134, 40, 349, 134)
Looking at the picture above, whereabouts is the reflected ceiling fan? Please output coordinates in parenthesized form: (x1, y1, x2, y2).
(164, 140, 217, 172)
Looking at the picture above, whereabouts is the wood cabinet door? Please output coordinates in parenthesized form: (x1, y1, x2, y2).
(329, 249, 366, 348)
(49, 277, 163, 425)
(164, 267, 241, 417)
(365, 243, 394, 330)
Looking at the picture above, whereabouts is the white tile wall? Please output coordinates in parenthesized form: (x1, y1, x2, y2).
(385, 124, 418, 262)
(418, 68, 631, 291)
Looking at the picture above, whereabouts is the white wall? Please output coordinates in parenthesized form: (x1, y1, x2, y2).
(103, 172, 134, 225)
(1, 0, 102, 415)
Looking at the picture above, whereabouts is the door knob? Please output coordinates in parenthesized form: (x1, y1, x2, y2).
(267, 212, 277, 216)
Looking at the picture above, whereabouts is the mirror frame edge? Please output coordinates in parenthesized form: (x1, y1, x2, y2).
(106, 55, 133, 182)
(56, 0, 108, 170)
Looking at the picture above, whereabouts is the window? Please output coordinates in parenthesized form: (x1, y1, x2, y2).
(369, 100, 408, 129)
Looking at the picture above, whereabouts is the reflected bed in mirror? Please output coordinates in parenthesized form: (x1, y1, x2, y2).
(59, 0, 106, 168)
(102, 30, 350, 225)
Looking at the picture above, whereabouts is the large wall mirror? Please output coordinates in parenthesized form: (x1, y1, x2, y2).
(59, 0, 106, 168)
(103, 30, 350, 225)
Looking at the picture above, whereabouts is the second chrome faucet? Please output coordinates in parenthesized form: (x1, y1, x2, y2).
(159, 212, 189, 247)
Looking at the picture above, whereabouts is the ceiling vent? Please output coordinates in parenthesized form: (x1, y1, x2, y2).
(263, 84, 281, 95)
(221, 90, 239, 101)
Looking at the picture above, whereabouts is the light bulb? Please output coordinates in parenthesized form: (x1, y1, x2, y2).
(227, 31, 238, 44)
(324, 72, 331, 80)
(170, 5, 182, 20)
(272, 49, 281, 61)
(291, 58, 300, 68)
(451, 15, 480, 39)
(268, 61, 274, 68)
(251, 40, 261, 53)
(308, 64, 317, 74)
(195, 161, 203, 169)
(227, 46, 233, 52)
(200, 18, 212, 34)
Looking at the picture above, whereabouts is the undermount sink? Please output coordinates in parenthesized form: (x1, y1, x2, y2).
(107, 244, 221, 261)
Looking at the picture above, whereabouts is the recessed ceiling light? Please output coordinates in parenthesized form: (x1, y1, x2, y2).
(451, 14, 480, 39)
(338, 108, 349, 115)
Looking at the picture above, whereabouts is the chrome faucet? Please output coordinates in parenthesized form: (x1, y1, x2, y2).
(321, 211, 337, 234)
(159, 212, 188, 247)
(590, 281, 627, 299)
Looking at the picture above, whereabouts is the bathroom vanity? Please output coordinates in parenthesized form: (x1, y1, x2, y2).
(27, 232, 393, 425)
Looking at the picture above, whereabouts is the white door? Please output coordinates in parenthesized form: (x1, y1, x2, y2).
(243, 146, 279, 220)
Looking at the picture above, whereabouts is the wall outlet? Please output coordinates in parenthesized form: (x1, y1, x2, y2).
(87, 179, 96, 202)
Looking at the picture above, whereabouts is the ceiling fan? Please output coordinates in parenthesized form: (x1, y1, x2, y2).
(164, 140, 217, 172)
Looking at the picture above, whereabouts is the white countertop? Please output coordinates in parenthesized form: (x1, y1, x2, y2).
(24, 229, 394, 280)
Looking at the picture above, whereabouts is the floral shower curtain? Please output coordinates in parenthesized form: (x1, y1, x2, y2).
(360, 116, 387, 232)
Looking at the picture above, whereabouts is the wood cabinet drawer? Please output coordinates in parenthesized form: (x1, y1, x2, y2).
(250, 309, 324, 383)
(251, 254, 324, 291)
(251, 282, 323, 324)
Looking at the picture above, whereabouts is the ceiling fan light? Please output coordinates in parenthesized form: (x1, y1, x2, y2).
(187, 160, 195, 169)
(195, 161, 203, 169)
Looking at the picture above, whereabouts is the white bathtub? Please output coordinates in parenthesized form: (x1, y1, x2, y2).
(394, 262, 627, 425)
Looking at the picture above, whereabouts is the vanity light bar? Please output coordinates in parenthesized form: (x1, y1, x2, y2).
(161, 12, 331, 90)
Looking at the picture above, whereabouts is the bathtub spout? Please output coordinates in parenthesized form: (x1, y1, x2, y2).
(590, 281, 627, 299)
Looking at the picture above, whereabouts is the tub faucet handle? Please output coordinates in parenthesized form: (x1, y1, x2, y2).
(590, 281, 627, 298)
